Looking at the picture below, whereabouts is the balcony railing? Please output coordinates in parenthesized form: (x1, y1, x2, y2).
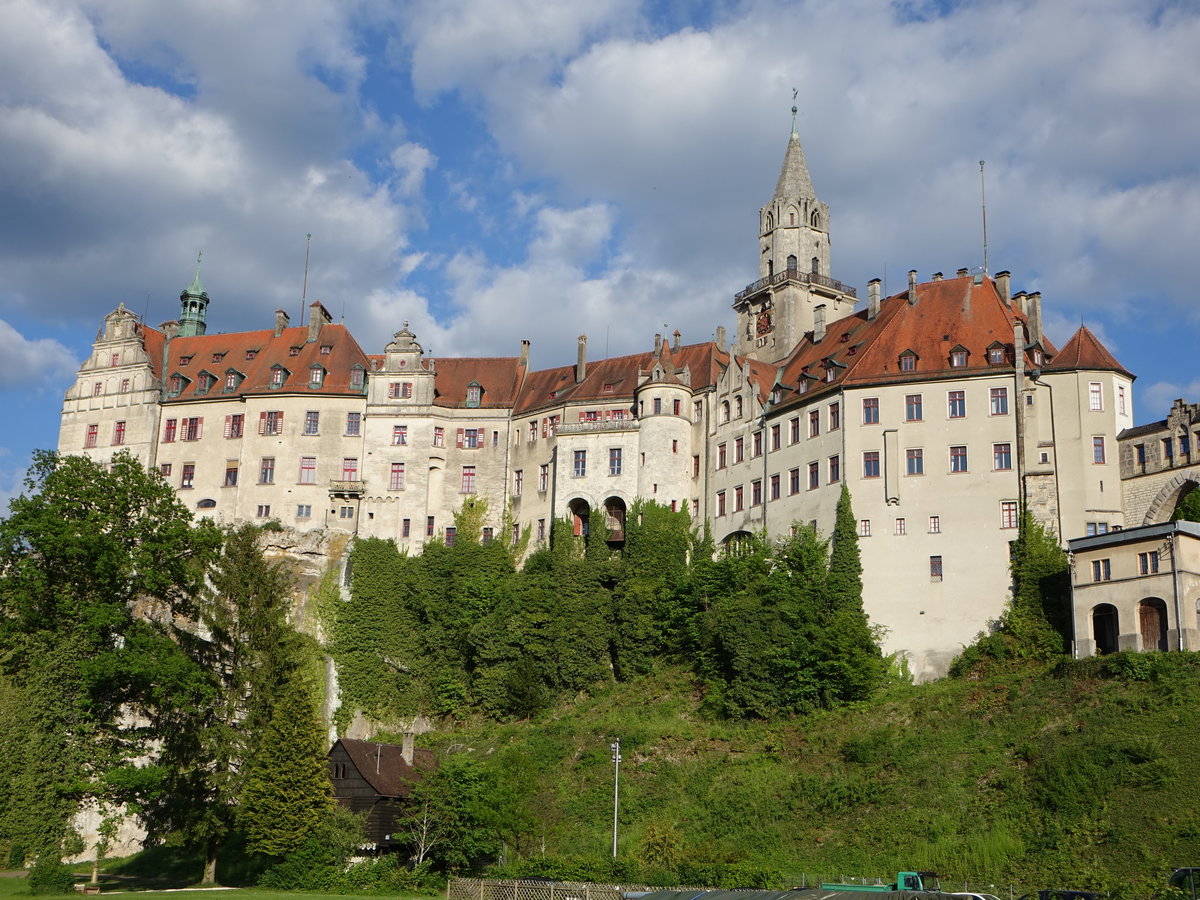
(329, 479, 365, 495)
(556, 419, 640, 435)
(734, 267, 857, 302)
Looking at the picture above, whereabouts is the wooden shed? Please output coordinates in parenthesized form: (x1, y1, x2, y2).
(328, 735, 436, 847)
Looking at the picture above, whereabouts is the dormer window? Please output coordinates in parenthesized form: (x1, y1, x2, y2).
(602, 383, 614, 393)
(212, 352, 225, 363)
(349, 366, 364, 389)
(246, 349, 258, 360)
(196, 372, 216, 395)
(169, 374, 182, 394)
(825, 366, 836, 383)
(309, 366, 324, 387)
(987, 345, 1006, 365)
(320, 345, 332, 355)
(798, 379, 809, 395)
(1032, 349, 1044, 365)
(270, 367, 287, 388)
(899, 350, 918, 372)
(949, 347, 969, 367)
(466, 383, 482, 408)
(771, 388, 782, 404)
(179, 355, 192, 366)
(289, 346, 301, 357)
(224, 370, 243, 392)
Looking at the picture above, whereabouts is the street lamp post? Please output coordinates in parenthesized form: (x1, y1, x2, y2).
(610, 739, 621, 858)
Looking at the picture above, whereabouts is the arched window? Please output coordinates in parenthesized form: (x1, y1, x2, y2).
(1092, 604, 1119, 655)
(811, 210, 820, 228)
(811, 257, 820, 275)
(765, 212, 774, 231)
(786, 254, 797, 271)
(721, 400, 730, 423)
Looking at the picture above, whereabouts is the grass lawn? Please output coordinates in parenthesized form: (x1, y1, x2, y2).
(0, 883, 431, 900)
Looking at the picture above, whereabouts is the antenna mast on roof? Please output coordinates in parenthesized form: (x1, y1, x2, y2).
(300, 232, 312, 328)
(791, 88, 798, 134)
(979, 161, 989, 276)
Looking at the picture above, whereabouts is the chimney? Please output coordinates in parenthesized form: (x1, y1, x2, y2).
(274, 309, 290, 338)
(931, 272, 943, 281)
(520, 339, 530, 368)
(1012, 290, 1027, 317)
(868, 278, 881, 320)
(673, 329, 681, 352)
(715, 325, 727, 353)
(576, 335, 587, 383)
(907, 270, 918, 305)
(308, 301, 331, 343)
(401, 732, 414, 766)
(160, 320, 180, 340)
(957, 267, 970, 278)
(1027, 291, 1044, 346)
(813, 304, 827, 343)
(653, 333, 662, 356)
(995, 270, 1012, 306)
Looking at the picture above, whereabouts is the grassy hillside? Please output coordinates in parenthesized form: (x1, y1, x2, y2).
(394, 652, 1200, 896)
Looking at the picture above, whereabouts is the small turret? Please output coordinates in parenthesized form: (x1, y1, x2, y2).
(178, 252, 209, 337)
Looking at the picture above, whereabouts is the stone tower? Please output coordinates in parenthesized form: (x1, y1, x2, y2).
(732, 116, 857, 363)
(178, 253, 209, 337)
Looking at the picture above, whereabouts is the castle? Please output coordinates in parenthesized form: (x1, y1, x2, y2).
(59, 125, 1136, 680)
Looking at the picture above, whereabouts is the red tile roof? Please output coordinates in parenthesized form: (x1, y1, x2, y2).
(1045, 324, 1133, 378)
(432, 357, 526, 408)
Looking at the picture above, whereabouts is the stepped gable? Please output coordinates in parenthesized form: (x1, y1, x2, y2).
(162, 322, 370, 400)
(732, 353, 779, 402)
(1044, 324, 1133, 378)
(431, 357, 525, 408)
(512, 341, 726, 416)
(338, 738, 436, 799)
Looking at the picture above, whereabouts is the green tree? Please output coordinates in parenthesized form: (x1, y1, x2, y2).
(239, 668, 332, 857)
(140, 524, 308, 883)
(1002, 507, 1070, 658)
(826, 483, 864, 613)
(0, 451, 218, 868)
(1172, 485, 1200, 522)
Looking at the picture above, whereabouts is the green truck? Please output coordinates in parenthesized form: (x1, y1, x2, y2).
(820, 873, 942, 893)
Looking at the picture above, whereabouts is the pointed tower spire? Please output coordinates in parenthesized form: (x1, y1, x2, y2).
(774, 94, 816, 203)
(178, 250, 210, 337)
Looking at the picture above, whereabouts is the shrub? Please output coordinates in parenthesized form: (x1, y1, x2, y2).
(27, 856, 74, 895)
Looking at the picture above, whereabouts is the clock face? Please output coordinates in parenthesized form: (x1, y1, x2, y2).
(756, 310, 773, 335)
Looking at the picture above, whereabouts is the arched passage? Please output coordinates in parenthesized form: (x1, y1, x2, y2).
(1141, 471, 1200, 524)
(1138, 597, 1168, 651)
(568, 498, 590, 538)
(603, 496, 627, 543)
(1092, 603, 1119, 655)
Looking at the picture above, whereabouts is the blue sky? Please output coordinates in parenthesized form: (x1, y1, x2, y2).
(2, 0, 1199, 508)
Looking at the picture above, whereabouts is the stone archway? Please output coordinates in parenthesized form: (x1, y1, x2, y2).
(1140, 470, 1200, 524)
(1138, 597, 1168, 651)
(603, 496, 627, 543)
(1092, 603, 1119, 655)
(567, 498, 590, 537)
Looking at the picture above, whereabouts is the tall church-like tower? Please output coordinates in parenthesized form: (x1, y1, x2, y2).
(178, 253, 210, 337)
(733, 110, 857, 363)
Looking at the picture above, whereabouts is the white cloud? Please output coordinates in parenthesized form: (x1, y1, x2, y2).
(1141, 381, 1200, 421)
(0, 320, 78, 390)
(389, 142, 437, 197)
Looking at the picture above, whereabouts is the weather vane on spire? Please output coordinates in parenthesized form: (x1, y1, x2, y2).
(791, 88, 799, 134)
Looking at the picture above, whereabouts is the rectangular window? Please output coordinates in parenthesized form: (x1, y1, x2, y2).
(391, 425, 407, 445)
(906, 448, 923, 476)
(181, 463, 195, 489)
(789, 467, 800, 495)
(120, 378, 130, 393)
(900, 355, 916, 372)
(770, 473, 780, 500)
(297, 504, 311, 518)
(482, 527, 494, 545)
(950, 445, 968, 473)
(752, 479, 762, 506)
(346, 412, 361, 436)
(829, 402, 840, 430)
(790, 416, 800, 443)
(389, 462, 405, 491)
(1091, 558, 1111, 582)
(752, 431, 762, 458)
(948, 390, 966, 418)
(930, 556, 943, 581)
(539, 464, 549, 492)
(905, 394, 923, 421)
(1001, 501, 1019, 529)
(1118, 384, 1127, 416)
(224, 464, 238, 487)
(270, 368, 284, 387)
(1182, 435, 1192, 457)
(653, 397, 662, 415)
(1089, 382, 1103, 411)
(93, 381, 102, 396)
(858, 519, 871, 537)
(257, 504, 271, 518)
(573, 449, 586, 477)
(260, 411, 283, 436)
(304, 411, 320, 435)
(994, 442, 1013, 470)
(1086, 522, 1110, 536)
(718, 443, 727, 468)
(716, 490, 726, 516)
(1136, 443, 1146, 466)
(461, 466, 476, 493)
(163, 418, 177, 443)
(1093, 436, 1106, 464)
(693, 400, 703, 422)
(427, 516, 435, 537)
(1164, 437, 1174, 460)
(808, 462, 819, 490)
(226, 414, 244, 438)
(402, 518, 411, 538)
(181, 417, 202, 441)
(1139, 551, 1160, 575)
(339, 506, 354, 520)
(929, 515, 941, 533)
(863, 451, 880, 478)
(537, 519, 546, 541)
(294, 456, 315, 484)
(342, 457, 358, 480)
(513, 469, 523, 496)
(809, 410, 820, 437)
(895, 517, 906, 535)
(692, 454, 701, 477)
(990, 387, 1009, 416)
(770, 424, 781, 451)
(260, 457, 275, 484)
(735, 437, 744, 463)
(433, 427, 444, 447)
(85, 424, 98, 448)
(734, 485, 744, 512)
(609, 448, 622, 476)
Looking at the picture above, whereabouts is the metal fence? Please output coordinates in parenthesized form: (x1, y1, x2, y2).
(448, 878, 654, 900)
